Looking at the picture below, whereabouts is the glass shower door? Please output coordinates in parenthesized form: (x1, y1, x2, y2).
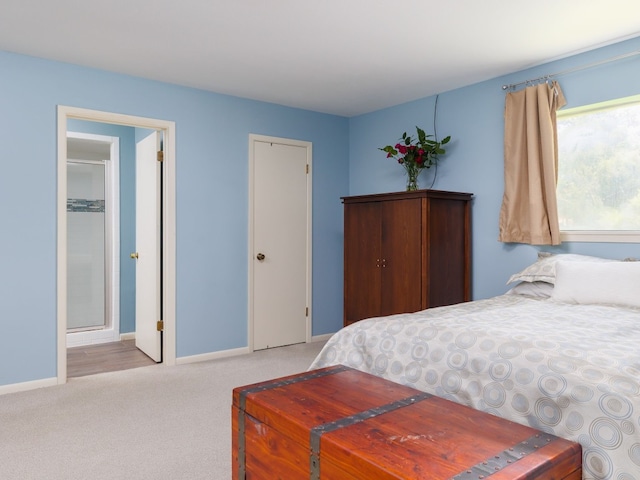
(67, 161, 106, 331)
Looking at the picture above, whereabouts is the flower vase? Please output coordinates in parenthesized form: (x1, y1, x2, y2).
(406, 170, 419, 191)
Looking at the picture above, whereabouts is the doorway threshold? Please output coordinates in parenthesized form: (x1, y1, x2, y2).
(67, 340, 156, 378)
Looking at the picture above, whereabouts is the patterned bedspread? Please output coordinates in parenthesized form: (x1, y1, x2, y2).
(309, 294, 640, 480)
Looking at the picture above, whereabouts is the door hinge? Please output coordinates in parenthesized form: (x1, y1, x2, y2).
(306, 164, 309, 174)
(306, 307, 309, 317)
(157, 151, 164, 162)
(157, 320, 164, 332)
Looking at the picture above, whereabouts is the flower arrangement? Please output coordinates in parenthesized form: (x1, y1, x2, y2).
(380, 127, 451, 191)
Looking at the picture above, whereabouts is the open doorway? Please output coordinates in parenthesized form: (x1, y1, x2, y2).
(57, 106, 176, 384)
(66, 132, 120, 347)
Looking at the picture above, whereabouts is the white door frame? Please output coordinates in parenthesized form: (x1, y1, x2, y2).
(57, 106, 177, 384)
(66, 131, 120, 346)
(247, 134, 312, 351)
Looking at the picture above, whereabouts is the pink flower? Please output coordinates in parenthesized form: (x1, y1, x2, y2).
(397, 145, 408, 154)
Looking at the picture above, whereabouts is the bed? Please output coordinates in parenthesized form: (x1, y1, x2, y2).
(309, 253, 640, 480)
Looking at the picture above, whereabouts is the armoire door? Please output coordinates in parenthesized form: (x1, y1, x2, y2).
(343, 201, 381, 325)
(380, 198, 423, 316)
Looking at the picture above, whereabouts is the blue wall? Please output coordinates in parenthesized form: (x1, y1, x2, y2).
(0, 50, 348, 386)
(349, 36, 640, 300)
(2, 35, 640, 387)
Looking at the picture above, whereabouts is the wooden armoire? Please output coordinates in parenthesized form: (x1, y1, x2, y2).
(342, 189, 472, 326)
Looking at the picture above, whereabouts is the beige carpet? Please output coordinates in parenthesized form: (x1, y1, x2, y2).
(0, 340, 327, 480)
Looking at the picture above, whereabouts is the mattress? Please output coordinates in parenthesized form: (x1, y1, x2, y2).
(309, 293, 640, 480)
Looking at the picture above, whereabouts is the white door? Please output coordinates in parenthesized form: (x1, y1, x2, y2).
(252, 138, 310, 350)
(134, 131, 162, 362)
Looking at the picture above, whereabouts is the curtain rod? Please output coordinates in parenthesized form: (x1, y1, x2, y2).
(501, 49, 640, 90)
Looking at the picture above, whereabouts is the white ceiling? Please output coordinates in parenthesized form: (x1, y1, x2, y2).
(2, 1, 640, 117)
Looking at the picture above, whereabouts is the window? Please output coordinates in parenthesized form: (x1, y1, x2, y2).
(557, 94, 640, 242)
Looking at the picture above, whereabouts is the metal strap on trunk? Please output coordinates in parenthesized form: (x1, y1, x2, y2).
(450, 431, 559, 480)
(309, 391, 433, 480)
(236, 365, 350, 479)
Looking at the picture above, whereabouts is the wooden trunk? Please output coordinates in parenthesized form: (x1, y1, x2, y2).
(232, 366, 582, 479)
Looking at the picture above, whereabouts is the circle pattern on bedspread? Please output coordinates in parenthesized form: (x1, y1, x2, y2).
(572, 384, 595, 403)
(515, 367, 535, 385)
(411, 342, 428, 361)
(470, 357, 487, 374)
(419, 326, 438, 340)
(525, 349, 544, 363)
(308, 296, 640, 480)
(566, 411, 585, 431)
(548, 357, 577, 374)
(584, 447, 614, 478)
(538, 373, 567, 398)
(380, 335, 396, 352)
(374, 354, 388, 374)
(511, 393, 530, 414)
(590, 418, 623, 449)
(498, 341, 522, 359)
(455, 331, 477, 349)
(489, 360, 512, 381)
(404, 361, 422, 383)
(479, 339, 495, 351)
(430, 347, 445, 363)
(425, 369, 438, 385)
(609, 376, 640, 396)
(599, 393, 633, 420)
(535, 397, 562, 426)
(483, 382, 506, 407)
(581, 367, 606, 383)
(347, 349, 363, 366)
(630, 443, 640, 466)
(439, 370, 460, 393)
(618, 474, 637, 480)
(447, 350, 468, 370)
(353, 330, 366, 347)
(390, 360, 403, 376)
(620, 420, 635, 435)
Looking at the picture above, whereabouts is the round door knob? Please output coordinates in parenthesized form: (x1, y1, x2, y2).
(256, 253, 265, 261)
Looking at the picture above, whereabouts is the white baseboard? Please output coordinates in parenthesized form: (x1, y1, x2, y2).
(176, 337, 333, 366)
(0, 336, 333, 396)
(176, 346, 250, 365)
(66, 328, 120, 348)
(311, 333, 334, 343)
(0, 377, 58, 396)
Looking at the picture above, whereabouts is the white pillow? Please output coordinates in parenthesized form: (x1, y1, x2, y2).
(506, 281, 554, 298)
(506, 253, 614, 285)
(551, 261, 640, 308)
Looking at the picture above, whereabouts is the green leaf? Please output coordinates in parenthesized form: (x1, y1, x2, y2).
(380, 146, 397, 155)
(440, 135, 451, 145)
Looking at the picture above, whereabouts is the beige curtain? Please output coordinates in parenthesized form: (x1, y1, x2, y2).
(499, 80, 566, 245)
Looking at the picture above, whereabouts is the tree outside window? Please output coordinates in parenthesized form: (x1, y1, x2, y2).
(557, 95, 640, 233)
